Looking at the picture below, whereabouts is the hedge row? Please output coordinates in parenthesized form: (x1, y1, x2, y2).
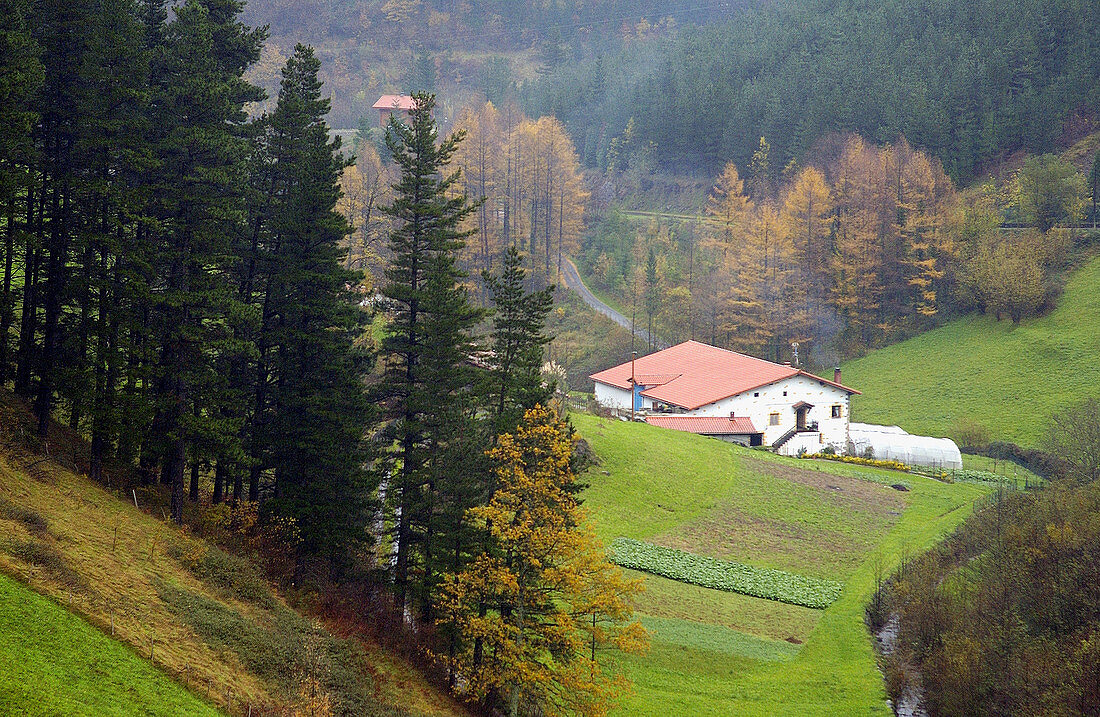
(609, 538, 843, 609)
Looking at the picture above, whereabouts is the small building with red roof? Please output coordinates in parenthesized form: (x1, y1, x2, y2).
(589, 340, 861, 454)
(373, 95, 417, 127)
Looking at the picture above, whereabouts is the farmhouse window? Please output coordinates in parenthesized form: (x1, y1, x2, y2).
(754, 392, 760, 397)
(831, 405, 842, 418)
(769, 412, 780, 426)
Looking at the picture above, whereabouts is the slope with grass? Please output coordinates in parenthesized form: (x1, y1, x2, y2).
(842, 253, 1100, 447)
(0, 572, 219, 716)
(572, 413, 990, 715)
(0, 391, 467, 717)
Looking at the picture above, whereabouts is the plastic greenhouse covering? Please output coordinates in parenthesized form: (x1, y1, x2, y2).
(848, 423, 963, 469)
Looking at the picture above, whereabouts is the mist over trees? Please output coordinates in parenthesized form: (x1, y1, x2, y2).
(528, 0, 1100, 183)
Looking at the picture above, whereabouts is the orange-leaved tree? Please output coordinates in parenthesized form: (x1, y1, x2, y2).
(437, 405, 647, 717)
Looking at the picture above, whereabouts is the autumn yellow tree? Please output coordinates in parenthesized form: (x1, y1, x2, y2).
(705, 161, 751, 259)
(735, 201, 795, 358)
(505, 116, 586, 285)
(437, 406, 647, 717)
(780, 166, 833, 336)
(338, 143, 391, 284)
(453, 102, 504, 274)
(830, 136, 886, 348)
(897, 143, 955, 321)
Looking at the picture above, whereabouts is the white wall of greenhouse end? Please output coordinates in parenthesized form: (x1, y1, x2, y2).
(687, 376, 851, 451)
(593, 382, 632, 411)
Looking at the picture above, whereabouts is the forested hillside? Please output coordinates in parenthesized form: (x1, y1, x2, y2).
(530, 0, 1100, 182)
(240, 0, 744, 127)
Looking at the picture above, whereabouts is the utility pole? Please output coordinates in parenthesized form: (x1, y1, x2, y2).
(629, 351, 637, 422)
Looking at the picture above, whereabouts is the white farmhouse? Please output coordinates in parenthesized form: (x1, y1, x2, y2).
(589, 340, 860, 455)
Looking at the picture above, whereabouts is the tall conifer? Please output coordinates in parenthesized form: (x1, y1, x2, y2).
(0, 0, 42, 384)
(482, 244, 554, 435)
(146, 0, 264, 522)
(377, 92, 481, 616)
(258, 45, 375, 573)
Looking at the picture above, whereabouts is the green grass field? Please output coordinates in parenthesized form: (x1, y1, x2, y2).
(0, 390, 465, 717)
(0, 572, 220, 716)
(842, 253, 1100, 447)
(572, 413, 989, 715)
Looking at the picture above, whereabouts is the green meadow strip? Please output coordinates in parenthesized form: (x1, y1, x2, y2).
(638, 615, 801, 663)
(610, 538, 842, 609)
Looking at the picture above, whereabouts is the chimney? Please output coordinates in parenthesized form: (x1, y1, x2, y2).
(834, 367, 842, 384)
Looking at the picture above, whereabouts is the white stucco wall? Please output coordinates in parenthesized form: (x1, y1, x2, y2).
(780, 431, 826, 456)
(593, 375, 851, 453)
(680, 376, 850, 451)
(594, 382, 632, 411)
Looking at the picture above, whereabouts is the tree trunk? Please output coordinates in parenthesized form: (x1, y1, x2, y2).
(212, 461, 226, 504)
(14, 184, 41, 398)
(189, 460, 199, 502)
(0, 198, 16, 384)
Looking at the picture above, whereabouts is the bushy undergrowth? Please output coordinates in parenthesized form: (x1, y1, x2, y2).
(879, 483, 1100, 715)
(610, 538, 842, 609)
(157, 580, 402, 717)
(171, 541, 277, 610)
(0, 498, 48, 534)
(9, 539, 87, 593)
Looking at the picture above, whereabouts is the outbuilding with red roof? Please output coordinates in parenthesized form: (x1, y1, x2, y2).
(589, 341, 860, 454)
(373, 95, 418, 127)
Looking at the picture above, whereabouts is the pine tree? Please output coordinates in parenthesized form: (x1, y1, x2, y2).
(482, 244, 554, 435)
(377, 92, 482, 616)
(26, 0, 99, 436)
(74, 0, 152, 483)
(146, 0, 264, 523)
(258, 45, 374, 574)
(0, 0, 42, 385)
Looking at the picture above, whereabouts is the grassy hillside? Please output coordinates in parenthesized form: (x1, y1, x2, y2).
(842, 253, 1100, 446)
(0, 572, 220, 716)
(0, 392, 466, 717)
(571, 413, 989, 715)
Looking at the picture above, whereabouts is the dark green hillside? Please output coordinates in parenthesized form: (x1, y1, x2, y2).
(530, 0, 1100, 181)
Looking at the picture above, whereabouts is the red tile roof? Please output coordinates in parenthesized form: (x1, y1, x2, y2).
(590, 340, 859, 411)
(373, 95, 417, 110)
(646, 415, 760, 435)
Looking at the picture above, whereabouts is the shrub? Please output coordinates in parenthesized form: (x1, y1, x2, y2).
(950, 418, 989, 449)
(11, 539, 87, 591)
(157, 581, 392, 716)
(800, 453, 911, 472)
(176, 544, 277, 609)
(609, 538, 842, 609)
(0, 498, 48, 534)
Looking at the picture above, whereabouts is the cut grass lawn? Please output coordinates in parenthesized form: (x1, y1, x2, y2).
(0, 572, 220, 716)
(572, 413, 990, 715)
(842, 253, 1100, 447)
(574, 414, 905, 581)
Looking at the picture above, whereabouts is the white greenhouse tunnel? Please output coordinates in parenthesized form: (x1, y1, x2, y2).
(848, 422, 963, 469)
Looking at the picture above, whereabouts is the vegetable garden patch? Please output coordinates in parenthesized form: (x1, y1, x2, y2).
(610, 538, 843, 609)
